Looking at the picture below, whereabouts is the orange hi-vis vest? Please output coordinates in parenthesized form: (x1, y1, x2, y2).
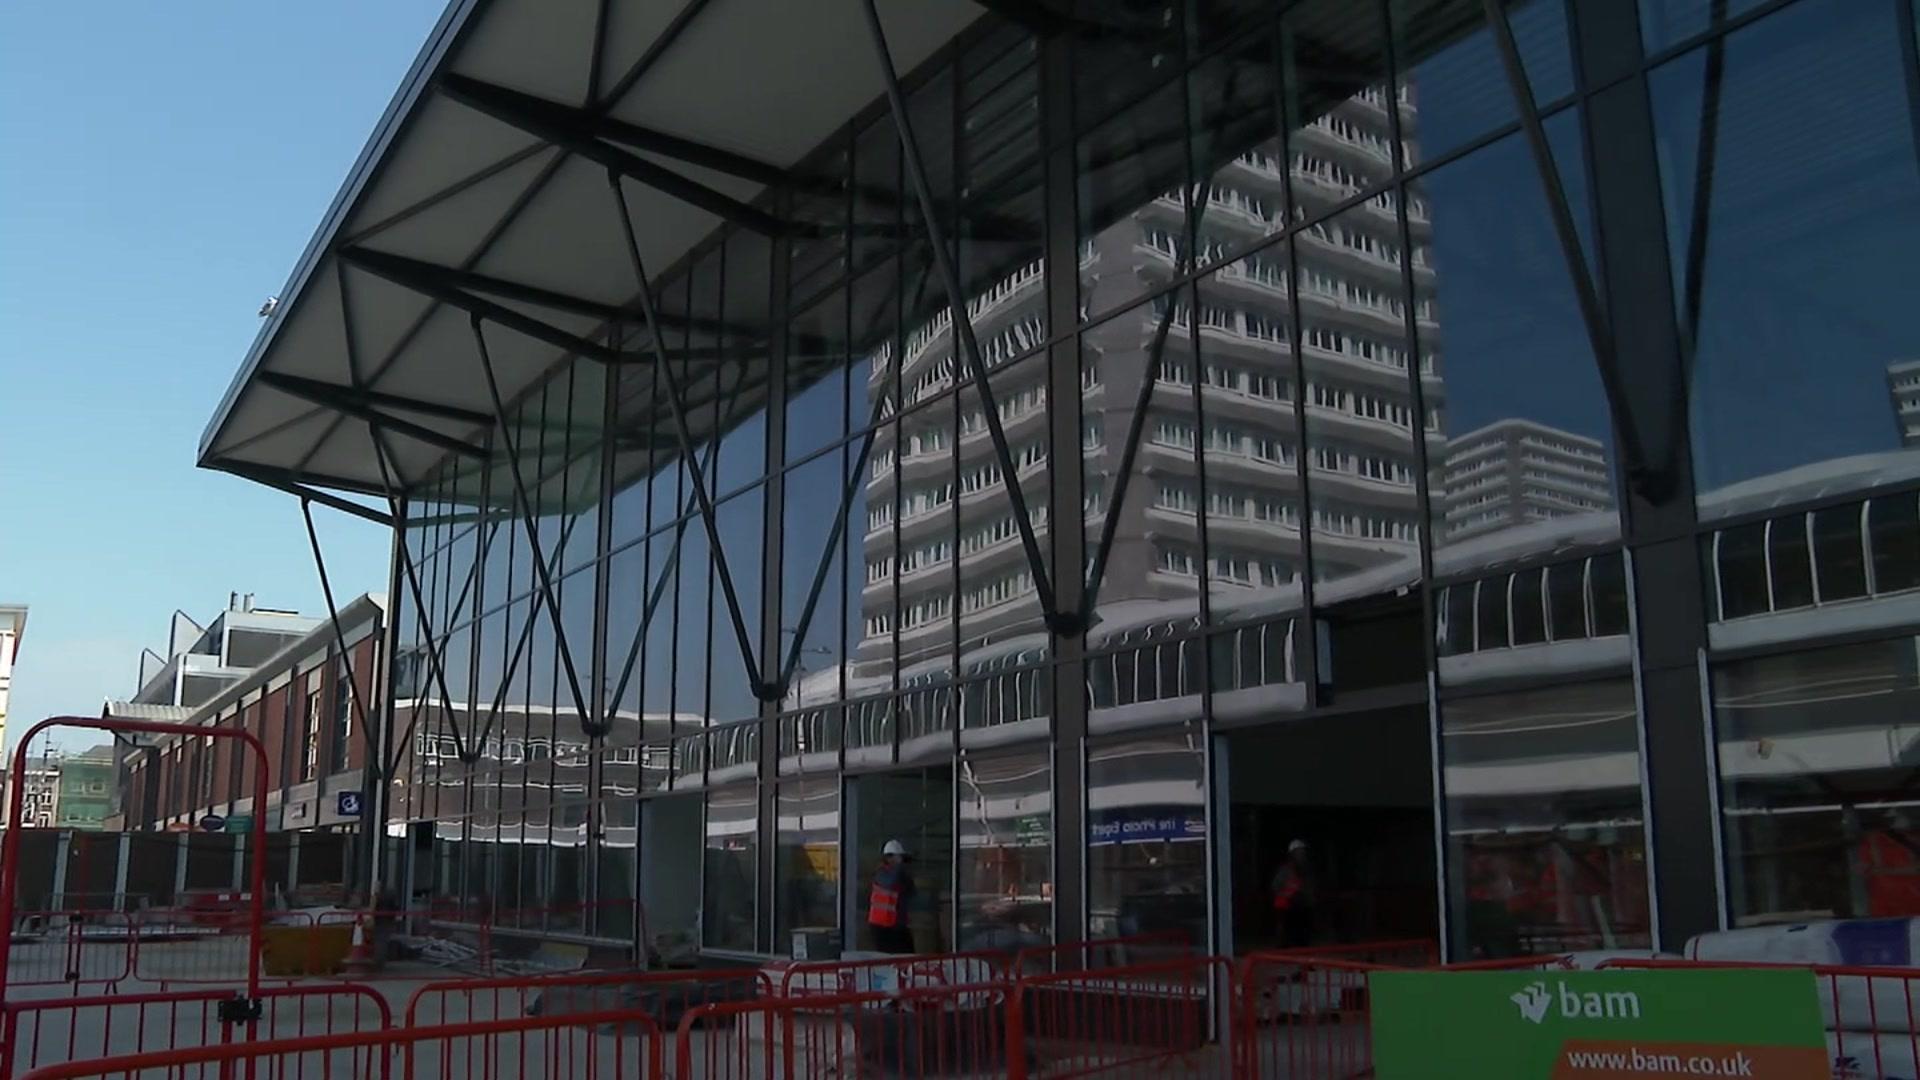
(869, 869, 902, 928)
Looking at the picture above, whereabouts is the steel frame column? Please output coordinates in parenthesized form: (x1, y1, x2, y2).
(758, 196, 792, 955)
(1571, 0, 1721, 947)
(1038, 29, 1091, 954)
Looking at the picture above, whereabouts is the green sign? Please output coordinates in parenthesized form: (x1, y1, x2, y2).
(223, 815, 253, 834)
(1370, 969, 1827, 1079)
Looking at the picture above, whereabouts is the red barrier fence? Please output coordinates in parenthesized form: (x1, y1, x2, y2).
(671, 981, 1013, 1080)
(4, 911, 133, 992)
(1, 983, 390, 1080)
(405, 967, 773, 1028)
(1013, 929, 1195, 975)
(14, 1008, 662, 1080)
(775, 948, 1011, 997)
(1605, 958, 1920, 1080)
(1011, 954, 1233, 1080)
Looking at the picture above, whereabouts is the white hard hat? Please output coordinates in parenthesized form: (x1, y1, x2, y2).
(883, 839, 909, 857)
(1288, 839, 1309, 852)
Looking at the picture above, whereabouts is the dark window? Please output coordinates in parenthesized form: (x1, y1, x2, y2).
(1812, 504, 1869, 601)
(1767, 513, 1815, 611)
(1511, 568, 1547, 646)
(1589, 552, 1630, 638)
(1474, 578, 1509, 650)
(1868, 493, 1920, 593)
(1713, 523, 1770, 620)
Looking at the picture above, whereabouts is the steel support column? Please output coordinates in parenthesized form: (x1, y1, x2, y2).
(1038, 29, 1090, 953)
(1573, 0, 1721, 947)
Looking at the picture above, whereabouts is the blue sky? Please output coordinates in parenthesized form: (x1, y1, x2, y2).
(0, 3, 444, 748)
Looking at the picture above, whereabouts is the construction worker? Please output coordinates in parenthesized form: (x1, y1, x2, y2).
(868, 839, 918, 955)
(1271, 838, 1317, 948)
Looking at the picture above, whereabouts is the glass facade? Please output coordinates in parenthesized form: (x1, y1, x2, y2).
(382, 0, 1920, 957)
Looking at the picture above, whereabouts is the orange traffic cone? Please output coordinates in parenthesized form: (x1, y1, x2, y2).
(342, 915, 377, 976)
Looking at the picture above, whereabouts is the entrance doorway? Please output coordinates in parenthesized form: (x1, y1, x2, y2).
(845, 768, 953, 953)
(639, 793, 701, 955)
(1224, 706, 1438, 952)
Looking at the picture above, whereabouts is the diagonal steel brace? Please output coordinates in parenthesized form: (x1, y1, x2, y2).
(607, 172, 773, 700)
(860, 0, 1071, 635)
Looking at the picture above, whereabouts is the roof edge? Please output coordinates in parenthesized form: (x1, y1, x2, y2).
(197, 0, 487, 467)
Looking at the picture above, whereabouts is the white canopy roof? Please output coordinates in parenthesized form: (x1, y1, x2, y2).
(200, 0, 987, 498)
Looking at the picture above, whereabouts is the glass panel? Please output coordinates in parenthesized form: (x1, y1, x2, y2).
(1091, 632, 1207, 733)
(1511, 568, 1546, 646)
(561, 361, 605, 571)
(1769, 514, 1816, 612)
(1198, 247, 1305, 622)
(897, 396, 957, 686)
(1714, 637, 1920, 922)
(1443, 680, 1651, 958)
(1649, 0, 1920, 518)
(674, 510, 711, 730)
(1301, 202, 1424, 598)
(1639, 0, 1770, 55)
(853, 420, 900, 700)
(1088, 731, 1208, 947)
(957, 748, 1052, 950)
(788, 289, 850, 466)
(710, 488, 764, 724)
(1713, 522, 1769, 620)
(1813, 503, 1869, 602)
(1392, 0, 1573, 167)
(960, 22, 1045, 355)
(704, 786, 758, 952)
(1071, 0, 1182, 135)
(776, 777, 840, 949)
(1078, 80, 1188, 322)
(1870, 493, 1920, 594)
(844, 696, 897, 770)
(783, 451, 847, 710)
(715, 233, 773, 497)
(1090, 283, 1206, 632)
(1419, 119, 1618, 566)
(959, 356, 1050, 673)
(597, 799, 639, 940)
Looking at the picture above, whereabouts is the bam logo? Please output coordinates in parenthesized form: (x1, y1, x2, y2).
(1509, 981, 1642, 1025)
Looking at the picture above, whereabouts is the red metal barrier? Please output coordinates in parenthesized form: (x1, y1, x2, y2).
(1235, 956, 1384, 1080)
(1, 983, 390, 1080)
(0, 717, 271, 1007)
(776, 948, 1012, 997)
(672, 981, 1013, 1080)
(4, 911, 133, 992)
(14, 1008, 661, 1080)
(1013, 930, 1194, 974)
(405, 967, 773, 1028)
(130, 906, 278, 986)
(1234, 946, 1572, 1079)
(1606, 958, 1920, 1079)
(1009, 954, 1232, 1079)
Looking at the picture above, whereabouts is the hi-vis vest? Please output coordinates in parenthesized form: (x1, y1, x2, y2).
(869, 869, 902, 928)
